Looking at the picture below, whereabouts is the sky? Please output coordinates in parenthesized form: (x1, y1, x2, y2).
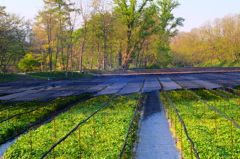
(1, 0, 240, 32)
(174, 0, 240, 31)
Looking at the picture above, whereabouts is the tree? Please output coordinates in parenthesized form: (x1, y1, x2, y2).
(77, 0, 90, 73)
(114, 0, 153, 70)
(171, 13, 240, 67)
(34, 0, 78, 77)
(87, 0, 115, 70)
(18, 53, 40, 72)
(155, 0, 184, 67)
(35, 0, 59, 75)
(0, 6, 29, 73)
(113, 0, 183, 69)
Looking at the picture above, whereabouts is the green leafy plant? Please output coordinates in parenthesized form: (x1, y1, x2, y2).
(4, 93, 141, 158)
(0, 93, 90, 144)
(18, 53, 40, 73)
(161, 89, 240, 158)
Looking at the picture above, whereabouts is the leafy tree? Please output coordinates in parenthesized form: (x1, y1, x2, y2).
(18, 53, 40, 72)
(113, 0, 154, 70)
(35, 0, 59, 75)
(113, 0, 183, 69)
(155, 0, 184, 67)
(171, 13, 240, 67)
(34, 0, 78, 77)
(0, 6, 29, 73)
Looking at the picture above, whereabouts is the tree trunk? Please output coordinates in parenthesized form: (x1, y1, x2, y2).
(103, 36, 107, 70)
(79, 39, 85, 74)
(79, 51, 83, 73)
(48, 47, 52, 75)
(118, 43, 122, 67)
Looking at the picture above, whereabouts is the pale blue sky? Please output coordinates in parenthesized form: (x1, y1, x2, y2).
(1, 0, 240, 32)
(174, 0, 240, 31)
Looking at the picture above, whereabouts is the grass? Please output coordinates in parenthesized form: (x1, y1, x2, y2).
(234, 86, 240, 90)
(27, 71, 92, 80)
(194, 60, 240, 67)
(0, 71, 92, 82)
(0, 73, 31, 82)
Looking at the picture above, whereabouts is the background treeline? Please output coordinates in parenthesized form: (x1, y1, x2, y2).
(1, 0, 239, 76)
(171, 14, 240, 67)
(0, 0, 184, 75)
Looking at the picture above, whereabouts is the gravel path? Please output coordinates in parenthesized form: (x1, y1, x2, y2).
(135, 91, 180, 159)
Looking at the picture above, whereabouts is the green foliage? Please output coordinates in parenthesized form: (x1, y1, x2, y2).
(156, 0, 184, 35)
(171, 14, 240, 67)
(27, 71, 92, 80)
(0, 10, 28, 73)
(1, 0, 186, 72)
(155, 0, 184, 67)
(4, 94, 140, 158)
(18, 53, 40, 72)
(161, 90, 240, 158)
(0, 71, 92, 82)
(0, 73, 30, 82)
(234, 86, 240, 90)
(113, 0, 158, 69)
(0, 93, 90, 144)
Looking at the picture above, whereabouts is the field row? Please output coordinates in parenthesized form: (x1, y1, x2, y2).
(0, 94, 90, 144)
(161, 89, 240, 158)
(3, 93, 142, 158)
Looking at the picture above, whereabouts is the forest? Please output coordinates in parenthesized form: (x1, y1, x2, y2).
(0, 0, 239, 76)
(171, 14, 240, 67)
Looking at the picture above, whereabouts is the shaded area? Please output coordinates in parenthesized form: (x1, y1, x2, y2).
(0, 71, 240, 104)
(141, 76, 161, 93)
(169, 75, 202, 89)
(143, 90, 161, 119)
(158, 77, 182, 91)
(117, 76, 144, 95)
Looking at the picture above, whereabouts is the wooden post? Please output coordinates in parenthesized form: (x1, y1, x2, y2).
(180, 123, 183, 156)
(103, 107, 106, 125)
(130, 124, 133, 157)
(15, 117, 18, 134)
(204, 104, 206, 123)
(190, 142, 193, 159)
(174, 111, 177, 139)
(236, 101, 239, 122)
(38, 107, 41, 123)
(78, 126, 82, 159)
(29, 128, 33, 158)
(54, 116, 57, 139)
(195, 103, 198, 114)
(214, 109, 217, 135)
(53, 116, 56, 159)
(230, 120, 233, 156)
(70, 106, 73, 124)
(92, 115, 95, 140)
(7, 109, 9, 125)
(82, 101, 85, 114)
(123, 148, 126, 159)
(54, 99, 57, 115)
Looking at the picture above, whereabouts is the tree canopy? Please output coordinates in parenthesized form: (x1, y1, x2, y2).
(171, 14, 240, 67)
(3, 0, 240, 74)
